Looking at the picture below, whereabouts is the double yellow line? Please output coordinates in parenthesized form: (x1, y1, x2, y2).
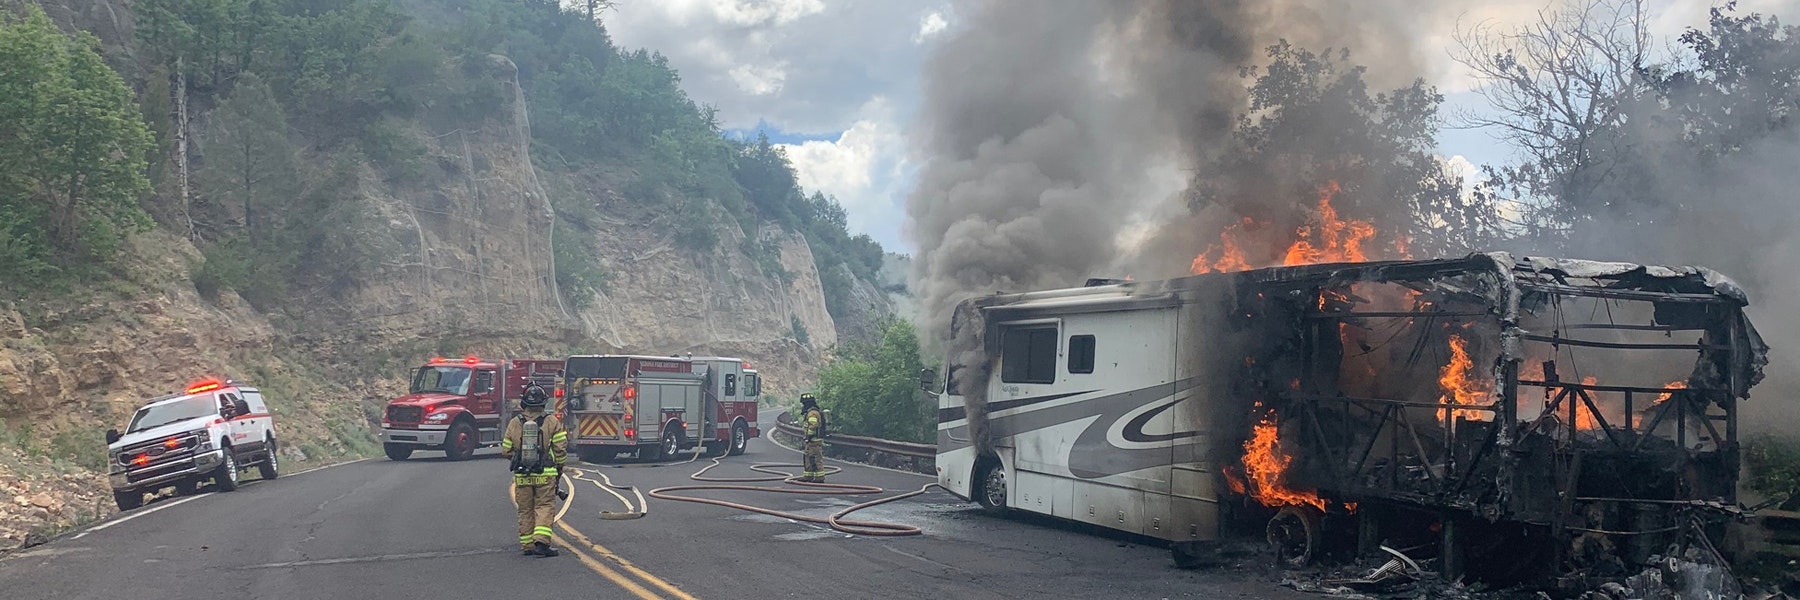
(510, 477, 696, 600)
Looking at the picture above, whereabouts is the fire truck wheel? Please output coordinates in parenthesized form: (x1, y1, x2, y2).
(384, 443, 414, 461)
(443, 422, 477, 461)
(653, 430, 679, 461)
(1266, 506, 1322, 568)
(113, 490, 143, 511)
(727, 421, 749, 456)
(214, 449, 241, 492)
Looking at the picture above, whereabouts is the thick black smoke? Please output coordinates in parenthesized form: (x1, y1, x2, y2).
(906, 0, 1486, 345)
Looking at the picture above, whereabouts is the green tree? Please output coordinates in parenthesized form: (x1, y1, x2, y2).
(200, 73, 298, 236)
(0, 5, 153, 284)
(815, 319, 932, 443)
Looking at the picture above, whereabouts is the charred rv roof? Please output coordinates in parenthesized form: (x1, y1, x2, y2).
(957, 251, 1767, 395)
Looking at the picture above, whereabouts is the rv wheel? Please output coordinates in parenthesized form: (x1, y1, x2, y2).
(976, 464, 1008, 513)
(1266, 506, 1322, 568)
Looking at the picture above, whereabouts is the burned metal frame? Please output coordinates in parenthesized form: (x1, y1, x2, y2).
(1213, 252, 1766, 581)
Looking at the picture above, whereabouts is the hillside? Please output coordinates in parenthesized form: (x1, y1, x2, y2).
(0, 0, 898, 546)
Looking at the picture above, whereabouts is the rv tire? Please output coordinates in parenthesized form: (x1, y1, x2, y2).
(976, 462, 1008, 514)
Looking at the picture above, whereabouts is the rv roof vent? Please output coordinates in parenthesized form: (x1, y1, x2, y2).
(1084, 278, 1128, 287)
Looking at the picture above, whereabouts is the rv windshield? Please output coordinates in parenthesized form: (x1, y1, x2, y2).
(411, 366, 472, 395)
(126, 396, 217, 434)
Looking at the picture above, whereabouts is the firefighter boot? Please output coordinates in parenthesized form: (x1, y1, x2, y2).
(532, 541, 560, 557)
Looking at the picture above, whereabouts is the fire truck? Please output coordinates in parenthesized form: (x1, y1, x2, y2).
(561, 354, 762, 462)
(378, 356, 565, 461)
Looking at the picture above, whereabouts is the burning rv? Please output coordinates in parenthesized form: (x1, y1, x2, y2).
(926, 252, 1768, 589)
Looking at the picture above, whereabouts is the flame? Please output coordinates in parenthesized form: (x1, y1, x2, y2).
(1654, 380, 1688, 404)
(1281, 182, 1377, 267)
(1240, 416, 1328, 512)
(1573, 376, 1602, 431)
(1437, 334, 1492, 423)
(1189, 181, 1386, 274)
(1190, 217, 1255, 274)
(1223, 467, 1248, 494)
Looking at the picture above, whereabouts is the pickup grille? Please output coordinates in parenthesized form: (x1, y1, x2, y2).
(118, 433, 200, 478)
(387, 405, 423, 424)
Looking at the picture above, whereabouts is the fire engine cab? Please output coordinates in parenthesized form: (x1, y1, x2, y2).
(561, 354, 761, 462)
(378, 356, 564, 460)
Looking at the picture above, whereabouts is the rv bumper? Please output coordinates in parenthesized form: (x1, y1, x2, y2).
(380, 427, 447, 446)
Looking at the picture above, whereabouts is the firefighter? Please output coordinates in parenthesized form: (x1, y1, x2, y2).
(798, 393, 827, 483)
(501, 384, 567, 557)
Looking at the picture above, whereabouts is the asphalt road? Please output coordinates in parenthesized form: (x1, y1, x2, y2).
(0, 435, 1311, 600)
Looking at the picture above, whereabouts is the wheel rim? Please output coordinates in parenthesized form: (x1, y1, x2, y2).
(983, 468, 1007, 507)
(664, 434, 677, 456)
(226, 455, 238, 483)
(456, 429, 472, 454)
(268, 450, 278, 473)
(733, 426, 745, 449)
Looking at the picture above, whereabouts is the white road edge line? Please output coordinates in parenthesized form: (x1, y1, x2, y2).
(764, 430, 935, 479)
(69, 458, 372, 540)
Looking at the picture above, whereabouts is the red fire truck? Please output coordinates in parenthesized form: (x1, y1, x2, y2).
(561, 354, 762, 462)
(378, 356, 565, 461)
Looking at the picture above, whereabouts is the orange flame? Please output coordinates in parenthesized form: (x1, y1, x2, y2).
(1189, 182, 1387, 274)
(1240, 416, 1328, 512)
(1281, 181, 1377, 267)
(1437, 334, 1492, 423)
(1574, 376, 1602, 431)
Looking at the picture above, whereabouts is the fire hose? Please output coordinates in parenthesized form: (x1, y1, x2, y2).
(644, 454, 943, 537)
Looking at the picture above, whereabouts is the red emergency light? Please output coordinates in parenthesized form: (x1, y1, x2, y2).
(553, 388, 564, 398)
(131, 454, 150, 466)
(742, 362, 751, 369)
(164, 437, 181, 449)
(623, 428, 636, 438)
(463, 355, 480, 364)
(185, 378, 225, 395)
(622, 386, 637, 400)
(430, 356, 447, 364)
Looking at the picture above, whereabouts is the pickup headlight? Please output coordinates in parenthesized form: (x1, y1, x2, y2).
(195, 431, 213, 449)
(426, 413, 450, 422)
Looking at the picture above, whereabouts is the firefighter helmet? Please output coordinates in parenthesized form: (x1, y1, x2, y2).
(799, 393, 817, 407)
(521, 384, 549, 409)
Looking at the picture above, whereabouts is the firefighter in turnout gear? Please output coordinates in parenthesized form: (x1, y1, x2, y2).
(502, 384, 566, 557)
(799, 394, 827, 483)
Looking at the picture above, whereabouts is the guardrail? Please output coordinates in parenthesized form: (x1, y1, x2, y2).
(774, 411, 935, 474)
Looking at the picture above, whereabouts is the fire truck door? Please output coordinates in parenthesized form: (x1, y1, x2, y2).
(471, 369, 498, 418)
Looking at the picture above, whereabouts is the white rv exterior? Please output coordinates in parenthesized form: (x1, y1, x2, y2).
(933, 280, 1227, 542)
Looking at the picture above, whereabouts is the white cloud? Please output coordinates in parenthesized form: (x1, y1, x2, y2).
(779, 99, 915, 251)
(915, 11, 949, 43)
(729, 62, 789, 95)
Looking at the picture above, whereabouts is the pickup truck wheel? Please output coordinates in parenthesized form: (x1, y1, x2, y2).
(258, 438, 280, 480)
(443, 421, 477, 461)
(214, 450, 240, 492)
(384, 443, 413, 461)
(727, 421, 749, 456)
(113, 490, 143, 511)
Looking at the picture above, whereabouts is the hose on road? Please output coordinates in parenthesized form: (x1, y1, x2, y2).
(646, 457, 942, 537)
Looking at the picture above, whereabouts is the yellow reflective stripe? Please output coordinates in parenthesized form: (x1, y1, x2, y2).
(550, 432, 567, 442)
(501, 439, 514, 449)
(533, 527, 553, 534)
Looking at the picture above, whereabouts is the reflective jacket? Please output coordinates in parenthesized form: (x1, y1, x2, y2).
(501, 410, 567, 485)
(801, 407, 824, 441)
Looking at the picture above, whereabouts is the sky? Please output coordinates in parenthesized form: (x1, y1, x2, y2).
(600, 0, 1798, 257)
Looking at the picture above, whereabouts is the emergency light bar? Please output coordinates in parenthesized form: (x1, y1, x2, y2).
(185, 378, 226, 394)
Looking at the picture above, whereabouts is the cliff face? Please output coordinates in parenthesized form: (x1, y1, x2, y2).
(0, 0, 865, 547)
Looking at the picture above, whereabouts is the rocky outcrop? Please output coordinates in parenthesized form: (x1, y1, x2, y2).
(830, 263, 900, 347)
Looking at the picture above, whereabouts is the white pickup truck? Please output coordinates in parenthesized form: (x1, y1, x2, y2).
(105, 378, 280, 510)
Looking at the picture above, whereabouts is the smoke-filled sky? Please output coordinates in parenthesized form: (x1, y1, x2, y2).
(600, 0, 1791, 256)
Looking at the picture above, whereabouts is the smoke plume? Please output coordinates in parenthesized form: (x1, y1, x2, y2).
(906, 0, 1487, 346)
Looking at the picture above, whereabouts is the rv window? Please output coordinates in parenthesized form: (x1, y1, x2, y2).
(473, 370, 495, 394)
(724, 374, 737, 396)
(1000, 326, 1058, 384)
(1068, 335, 1096, 374)
(945, 365, 962, 395)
